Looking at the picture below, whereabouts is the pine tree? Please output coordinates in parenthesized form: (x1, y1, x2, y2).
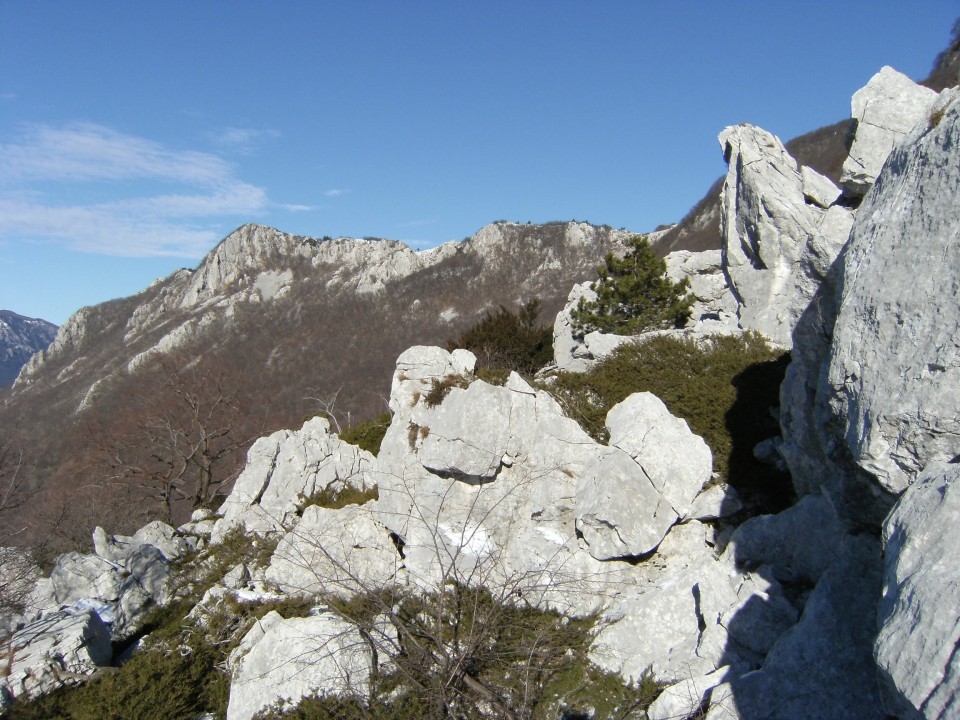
(571, 235, 693, 337)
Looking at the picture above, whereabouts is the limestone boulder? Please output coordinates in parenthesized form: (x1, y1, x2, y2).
(577, 392, 711, 559)
(823, 88, 960, 496)
(373, 351, 646, 616)
(666, 249, 738, 325)
(93, 521, 190, 565)
(840, 66, 937, 197)
(50, 552, 122, 607)
(687, 483, 743, 521)
(265, 503, 402, 598)
(718, 123, 853, 346)
(1, 609, 111, 706)
(875, 462, 960, 719)
(213, 416, 375, 543)
(226, 610, 394, 720)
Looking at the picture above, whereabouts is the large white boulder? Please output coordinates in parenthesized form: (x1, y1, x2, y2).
(577, 392, 712, 559)
(840, 66, 938, 197)
(875, 462, 960, 719)
(50, 552, 122, 606)
(226, 610, 393, 720)
(265, 503, 402, 598)
(1, 609, 112, 705)
(213, 416, 375, 542)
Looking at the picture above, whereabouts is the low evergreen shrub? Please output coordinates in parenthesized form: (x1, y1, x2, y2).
(338, 412, 392, 456)
(546, 332, 792, 512)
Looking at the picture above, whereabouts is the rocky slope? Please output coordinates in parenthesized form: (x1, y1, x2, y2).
(0, 311, 57, 388)
(3, 63, 959, 719)
(0, 221, 633, 542)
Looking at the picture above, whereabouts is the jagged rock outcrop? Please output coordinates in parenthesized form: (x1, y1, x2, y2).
(1, 609, 112, 708)
(212, 417, 375, 543)
(0, 310, 57, 387)
(840, 66, 938, 197)
(577, 392, 712, 559)
(192, 345, 817, 714)
(875, 462, 960, 719)
(14, 522, 187, 645)
(780, 88, 960, 520)
(552, 249, 738, 372)
(718, 123, 853, 347)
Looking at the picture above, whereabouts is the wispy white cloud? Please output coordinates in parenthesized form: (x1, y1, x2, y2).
(0, 122, 232, 185)
(0, 122, 274, 258)
(324, 188, 349, 198)
(278, 203, 315, 212)
(211, 126, 280, 155)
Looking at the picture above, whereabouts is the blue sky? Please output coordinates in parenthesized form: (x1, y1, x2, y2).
(1, 2, 956, 325)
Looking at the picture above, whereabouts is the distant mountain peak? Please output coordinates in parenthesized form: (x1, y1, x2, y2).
(0, 310, 58, 387)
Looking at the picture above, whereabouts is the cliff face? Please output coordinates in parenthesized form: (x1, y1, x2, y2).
(0, 311, 57, 388)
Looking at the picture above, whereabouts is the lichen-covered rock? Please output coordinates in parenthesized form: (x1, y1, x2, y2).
(875, 462, 960, 719)
(840, 66, 937, 197)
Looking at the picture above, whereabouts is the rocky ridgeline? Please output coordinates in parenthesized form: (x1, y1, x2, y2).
(2, 67, 959, 719)
(12, 220, 632, 394)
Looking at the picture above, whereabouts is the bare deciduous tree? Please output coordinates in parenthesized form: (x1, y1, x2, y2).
(100, 356, 254, 522)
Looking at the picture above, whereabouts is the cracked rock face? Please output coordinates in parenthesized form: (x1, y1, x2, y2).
(823, 89, 960, 495)
(840, 66, 937, 197)
(2, 609, 112, 706)
(718, 124, 852, 347)
(212, 416, 375, 543)
(577, 392, 712, 559)
(876, 462, 960, 720)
